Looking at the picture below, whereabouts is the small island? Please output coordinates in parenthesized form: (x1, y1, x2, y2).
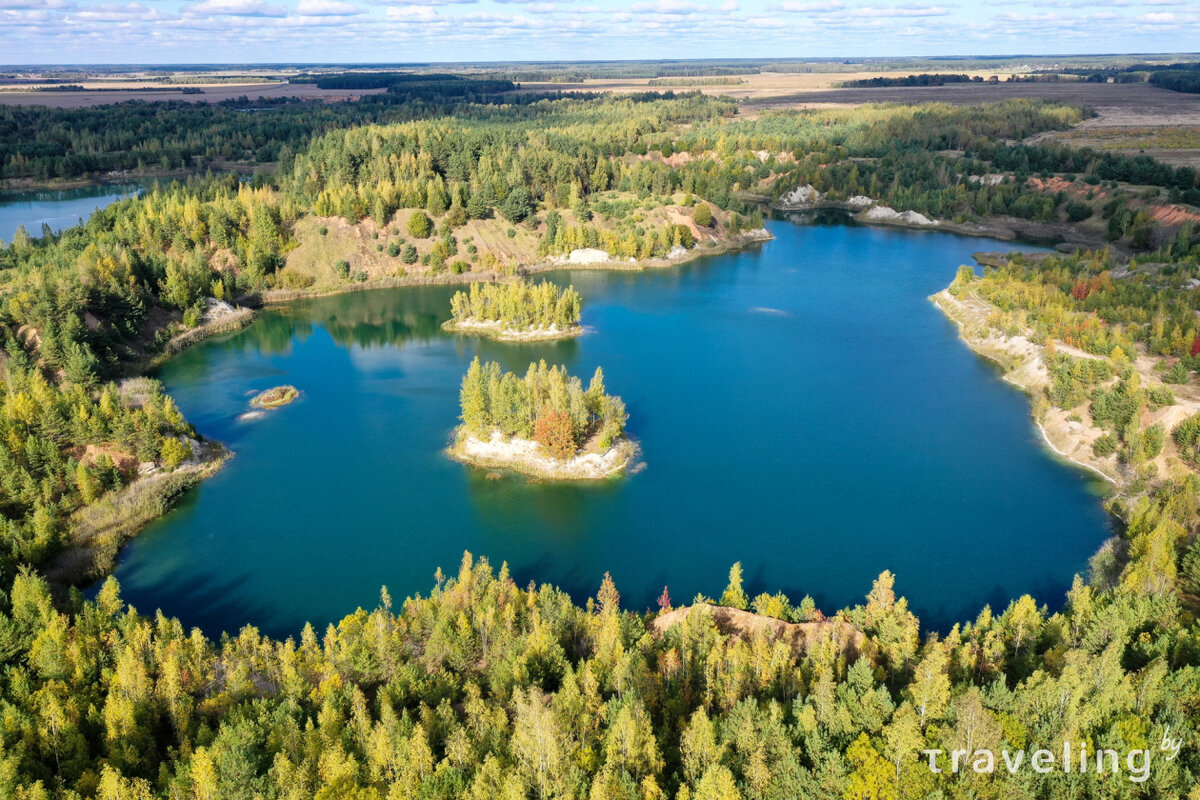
(449, 357, 634, 479)
(250, 385, 300, 410)
(443, 280, 584, 342)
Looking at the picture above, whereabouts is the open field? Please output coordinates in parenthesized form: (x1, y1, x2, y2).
(516, 69, 1011, 100)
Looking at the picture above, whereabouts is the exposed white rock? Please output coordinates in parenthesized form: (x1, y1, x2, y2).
(566, 248, 612, 265)
(203, 297, 239, 322)
(846, 195, 875, 208)
(861, 205, 939, 227)
(456, 431, 631, 480)
(778, 184, 822, 209)
(667, 245, 688, 259)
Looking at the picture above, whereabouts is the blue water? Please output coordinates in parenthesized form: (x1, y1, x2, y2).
(108, 217, 1112, 637)
(0, 184, 140, 242)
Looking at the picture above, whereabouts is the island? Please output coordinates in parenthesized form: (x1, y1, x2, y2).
(250, 385, 300, 409)
(443, 280, 584, 341)
(449, 357, 634, 479)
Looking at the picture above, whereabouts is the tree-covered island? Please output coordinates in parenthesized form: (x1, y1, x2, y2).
(444, 280, 584, 341)
(450, 357, 633, 479)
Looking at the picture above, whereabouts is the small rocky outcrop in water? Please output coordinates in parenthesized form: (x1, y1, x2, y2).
(251, 385, 299, 410)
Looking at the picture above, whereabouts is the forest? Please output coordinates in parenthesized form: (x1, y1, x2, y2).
(458, 358, 627, 458)
(2, 86, 1200, 796)
(448, 280, 582, 333)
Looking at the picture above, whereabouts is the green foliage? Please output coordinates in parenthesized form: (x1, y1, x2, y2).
(1093, 432, 1119, 457)
(449, 280, 583, 331)
(459, 358, 626, 447)
(406, 210, 433, 239)
(1174, 412, 1200, 463)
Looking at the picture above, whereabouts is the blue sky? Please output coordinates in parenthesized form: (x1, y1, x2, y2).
(2, 0, 1196, 65)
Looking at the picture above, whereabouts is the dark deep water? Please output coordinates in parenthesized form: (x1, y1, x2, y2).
(107, 217, 1113, 637)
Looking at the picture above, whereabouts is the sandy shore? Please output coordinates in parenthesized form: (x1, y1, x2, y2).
(442, 318, 583, 342)
(933, 284, 1200, 491)
(449, 430, 635, 480)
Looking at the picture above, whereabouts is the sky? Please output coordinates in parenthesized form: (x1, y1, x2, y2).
(2, 0, 1197, 65)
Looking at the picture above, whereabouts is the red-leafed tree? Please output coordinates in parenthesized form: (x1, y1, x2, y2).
(533, 405, 577, 461)
(1191, 335, 1200, 356)
(657, 586, 672, 611)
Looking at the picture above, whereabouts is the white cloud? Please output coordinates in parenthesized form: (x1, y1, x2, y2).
(184, 0, 286, 14)
(771, 0, 844, 12)
(295, 0, 359, 14)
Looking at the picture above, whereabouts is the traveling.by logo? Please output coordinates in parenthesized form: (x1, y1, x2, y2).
(920, 730, 1183, 784)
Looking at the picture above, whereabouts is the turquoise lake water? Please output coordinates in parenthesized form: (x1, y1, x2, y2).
(0, 184, 140, 242)
(106, 216, 1113, 637)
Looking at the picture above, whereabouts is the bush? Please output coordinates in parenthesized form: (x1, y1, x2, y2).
(450, 260, 469, 275)
(401, 244, 419, 264)
(160, 438, 190, 470)
(533, 405, 577, 461)
(693, 203, 713, 227)
(1143, 423, 1165, 459)
(407, 211, 433, 238)
(1093, 433, 1119, 457)
(182, 304, 204, 328)
(387, 241, 401, 257)
(318, 226, 328, 236)
(1147, 386, 1176, 409)
(1065, 202, 1093, 222)
(334, 260, 350, 279)
(1174, 412, 1200, 462)
(1165, 362, 1190, 384)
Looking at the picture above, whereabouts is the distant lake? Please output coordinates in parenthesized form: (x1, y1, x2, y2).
(0, 184, 140, 242)
(104, 215, 1113, 637)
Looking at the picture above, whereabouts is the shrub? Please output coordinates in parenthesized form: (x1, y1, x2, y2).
(401, 244, 419, 264)
(318, 226, 328, 236)
(1175, 413, 1200, 463)
(693, 203, 713, 227)
(407, 211, 433, 238)
(1143, 423, 1165, 459)
(1147, 386, 1176, 410)
(387, 241, 401, 257)
(160, 438, 190, 470)
(1093, 433, 1119, 457)
(533, 405, 577, 461)
(334, 260, 350, 279)
(1065, 202, 1093, 222)
(1165, 362, 1191, 384)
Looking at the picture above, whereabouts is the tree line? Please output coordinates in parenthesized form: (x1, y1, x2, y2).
(449, 280, 582, 331)
(459, 358, 627, 457)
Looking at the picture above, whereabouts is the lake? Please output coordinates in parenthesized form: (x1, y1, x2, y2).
(0, 184, 141, 242)
(106, 216, 1112, 637)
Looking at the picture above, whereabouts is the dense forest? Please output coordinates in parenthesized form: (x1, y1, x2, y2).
(2, 88, 1200, 796)
(448, 280, 582, 332)
(458, 358, 627, 458)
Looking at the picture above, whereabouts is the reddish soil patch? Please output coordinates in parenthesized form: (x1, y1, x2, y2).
(1149, 205, 1200, 225)
(651, 602, 863, 656)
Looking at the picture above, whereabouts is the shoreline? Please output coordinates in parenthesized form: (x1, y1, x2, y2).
(448, 431, 637, 481)
(775, 196, 1114, 255)
(441, 318, 584, 342)
(45, 441, 231, 594)
(931, 286, 1126, 489)
(258, 228, 775, 306)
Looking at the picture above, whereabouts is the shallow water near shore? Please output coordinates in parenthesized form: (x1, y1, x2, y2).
(108, 216, 1112, 636)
